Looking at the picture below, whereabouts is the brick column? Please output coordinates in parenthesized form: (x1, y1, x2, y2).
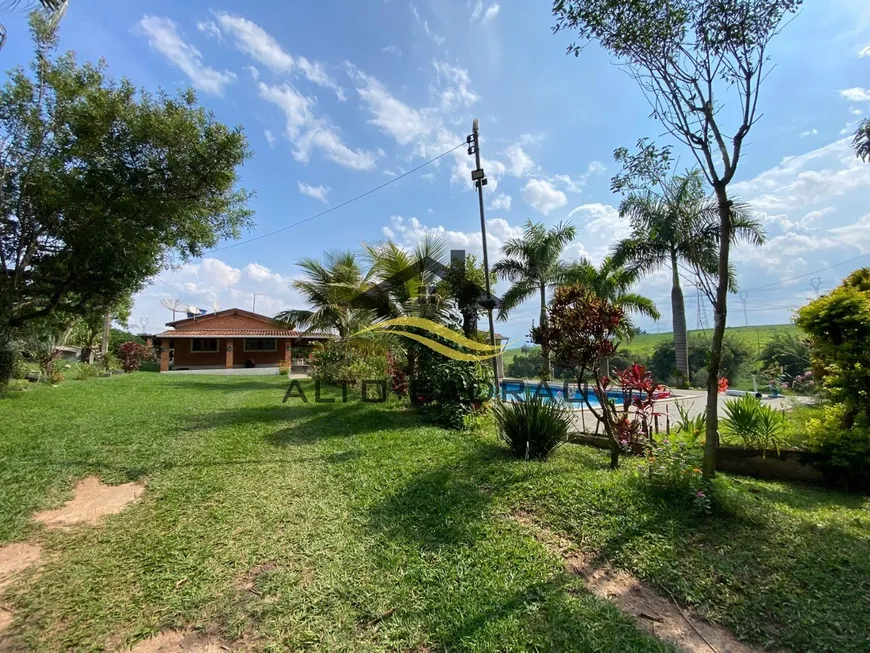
(284, 339, 292, 363)
(159, 342, 170, 372)
(225, 340, 234, 369)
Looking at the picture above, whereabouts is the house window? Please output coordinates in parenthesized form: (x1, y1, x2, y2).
(244, 338, 276, 352)
(191, 338, 219, 353)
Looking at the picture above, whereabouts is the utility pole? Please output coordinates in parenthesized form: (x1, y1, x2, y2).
(467, 119, 500, 387)
(100, 308, 111, 357)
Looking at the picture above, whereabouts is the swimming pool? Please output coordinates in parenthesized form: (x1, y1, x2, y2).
(499, 380, 628, 409)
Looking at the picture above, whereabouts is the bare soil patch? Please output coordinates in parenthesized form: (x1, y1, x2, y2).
(126, 630, 229, 652)
(0, 606, 12, 633)
(34, 477, 143, 528)
(0, 543, 42, 591)
(513, 511, 754, 653)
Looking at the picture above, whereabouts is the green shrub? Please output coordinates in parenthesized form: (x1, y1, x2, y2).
(673, 403, 706, 444)
(759, 332, 812, 380)
(649, 335, 751, 385)
(645, 439, 711, 512)
(805, 404, 870, 489)
(69, 362, 102, 380)
(721, 395, 787, 453)
(310, 340, 388, 385)
(491, 394, 571, 460)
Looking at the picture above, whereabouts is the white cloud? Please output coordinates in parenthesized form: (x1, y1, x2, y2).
(138, 16, 235, 96)
(246, 65, 260, 81)
(730, 138, 870, 211)
(550, 162, 605, 192)
(196, 20, 222, 41)
(298, 181, 330, 203)
(851, 107, 864, 116)
(263, 129, 276, 148)
(211, 12, 345, 100)
(522, 179, 567, 215)
(259, 81, 377, 170)
(830, 213, 870, 252)
(519, 133, 544, 146)
(410, 3, 446, 47)
(803, 207, 835, 223)
(471, 0, 483, 20)
(382, 215, 522, 259)
(800, 128, 819, 137)
(504, 144, 536, 177)
(432, 61, 479, 111)
(482, 3, 500, 23)
(840, 87, 870, 102)
(859, 45, 870, 58)
(133, 259, 304, 332)
(489, 193, 512, 211)
(382, 45, 402, 58)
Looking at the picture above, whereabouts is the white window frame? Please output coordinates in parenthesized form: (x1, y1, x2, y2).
(243, 338, 277, 352)
(190, 338, 219, 353)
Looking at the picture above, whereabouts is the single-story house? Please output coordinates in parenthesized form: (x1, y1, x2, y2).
(154, 308, 334, 373)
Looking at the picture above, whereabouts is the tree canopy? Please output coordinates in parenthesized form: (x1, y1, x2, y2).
(0, 16, 253, 346)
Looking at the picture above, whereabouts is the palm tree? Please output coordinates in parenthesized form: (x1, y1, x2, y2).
(275, 250, 373, 338)
(564, 256, 661, 337)
(493, 219, 577, 373)
(614, 170, 764, 385)
(362, 234, 449, 322)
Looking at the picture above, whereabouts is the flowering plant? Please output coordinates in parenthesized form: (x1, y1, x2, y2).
(646, 438, 712, 513)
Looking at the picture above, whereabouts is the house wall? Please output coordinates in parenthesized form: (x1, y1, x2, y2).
(172, 337, 293, 369)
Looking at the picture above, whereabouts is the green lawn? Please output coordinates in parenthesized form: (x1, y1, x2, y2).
(503, 323, 800, 367)
(1, 374, 869, 652)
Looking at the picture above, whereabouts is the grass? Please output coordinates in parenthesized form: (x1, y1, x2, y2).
(503, 323, 800, 367)
(1, 374, 869, 652)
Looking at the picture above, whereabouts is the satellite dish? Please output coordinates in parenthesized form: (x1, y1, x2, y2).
(212, 301, 221, 313)
(188, 306, 199, 314)
(160, 298, 190, 321)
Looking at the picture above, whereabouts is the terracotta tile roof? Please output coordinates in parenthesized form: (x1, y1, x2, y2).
(155, 329, 334, 338)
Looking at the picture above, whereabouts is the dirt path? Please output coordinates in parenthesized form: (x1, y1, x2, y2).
(33, 477, 143, 528)
(514, 511, 754, 653)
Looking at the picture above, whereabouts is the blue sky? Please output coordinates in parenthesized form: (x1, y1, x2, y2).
(4, 0, 870, 344)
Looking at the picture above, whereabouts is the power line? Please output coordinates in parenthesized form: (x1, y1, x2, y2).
(740, 253, 870, 293)
(207, 142, 468, 254)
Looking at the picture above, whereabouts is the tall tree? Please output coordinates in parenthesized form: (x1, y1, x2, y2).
(275, 251, 373, 339)
(492, 219, 576, 375)
(553, 0, 799, 477)
(0, 16, 252, 383)
(613, 171, 764, 386)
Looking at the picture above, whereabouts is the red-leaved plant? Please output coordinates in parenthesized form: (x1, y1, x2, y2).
(533, 284, 657, 468)
(117, 341, 153, 373)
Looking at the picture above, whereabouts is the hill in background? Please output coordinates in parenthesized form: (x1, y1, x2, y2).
(502, 323, 799, 366)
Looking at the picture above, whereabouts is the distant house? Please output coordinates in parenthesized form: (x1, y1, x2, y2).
(154, 308, 333, 373)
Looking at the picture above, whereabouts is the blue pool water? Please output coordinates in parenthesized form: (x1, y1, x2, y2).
(499, 380, 626, 409)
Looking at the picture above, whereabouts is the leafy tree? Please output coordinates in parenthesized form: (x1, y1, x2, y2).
(649, 335, 751, 385)
(276, 251, 374, 338)
(758, 332, 811, 380)
(493, 219, 577, 375)
(0, 16, 252, 383)
(614, 171, 764, 385)
(553, 0, 800, 477)
(796, 269, 870, 486)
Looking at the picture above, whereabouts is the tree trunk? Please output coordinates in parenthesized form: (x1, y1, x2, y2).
(609, 447, 620, 470)
(702, 188, 733, 479)
(0, 321, 12, 386)
(539, 284, 552, 378)
(671, 252, 690, 387)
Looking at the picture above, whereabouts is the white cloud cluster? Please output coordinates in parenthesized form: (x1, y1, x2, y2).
(800, 128, 819, 137)
(522, 179, 567, 215)
(211, 12, 346, 101)
(471, 1, 500, 24)
(504, 144, 536, 177)
(381, 215, 523, 260)
(859, 45, 870, 58)
(258, 82, 377, 170)
(840, 87, 870, 102)
(489, 193, 512, 211)
(132, 259, 304, 333)
(138, 16, 236, 96)
(298, 182, 330, 203)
